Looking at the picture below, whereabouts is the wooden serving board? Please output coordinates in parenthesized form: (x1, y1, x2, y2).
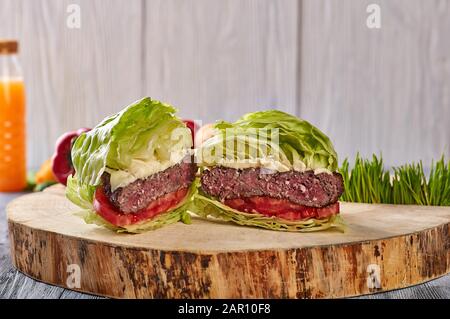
(6, 185, 450, 298)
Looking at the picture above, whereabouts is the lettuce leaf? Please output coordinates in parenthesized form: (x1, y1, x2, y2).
(199, 110, 338, 171)
(66, 97, 195, 232)
(66, 175, 96, 209)
(80, 208, 184, 233)
(192, 193, 345, 232)
(71, 97, 191, 191)
(193, 110, 343, 232)
(68, 97, 191, 205)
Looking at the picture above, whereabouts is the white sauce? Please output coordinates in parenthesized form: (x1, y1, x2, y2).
(214, 157, 333, 175)
(106, 148, 192, 191)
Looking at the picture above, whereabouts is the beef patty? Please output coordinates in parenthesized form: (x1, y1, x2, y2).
(201, 166, 344, 208)
(102, 161, 197, 214)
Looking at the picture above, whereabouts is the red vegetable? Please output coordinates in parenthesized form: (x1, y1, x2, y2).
(93, 186, 189, 227)
(182, 119, 198, 146)
(51, 128, 90, 185)
(224, 197, 339, 221)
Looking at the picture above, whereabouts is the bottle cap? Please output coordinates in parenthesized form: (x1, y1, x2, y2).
(0, 39, 19, 54)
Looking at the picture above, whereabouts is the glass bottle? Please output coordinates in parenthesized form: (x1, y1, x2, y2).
(0, 39, 26, 192)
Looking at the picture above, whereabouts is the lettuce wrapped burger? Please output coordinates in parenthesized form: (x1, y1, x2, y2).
(193, 110, 345, 232)
(66, 97, 196, 233)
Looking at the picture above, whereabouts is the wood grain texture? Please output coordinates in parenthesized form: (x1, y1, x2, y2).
(1, 191, 449, 299)
(300, 0, 450, 168)
(6, 5, 449, 164)
(0, 0, 19, 37)
(0, 254, 102, 299)
(144, 0, 299, 123)
(1, 0, 298, 167)
(0, 193, 18, 256)
(0, 0, 144, 167)
(3, 0, 450, 170)
(6, 185, 450, 298)
(0, 192, 103, 298)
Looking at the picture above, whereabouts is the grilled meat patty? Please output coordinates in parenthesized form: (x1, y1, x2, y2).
(201, 166, 344, 208)
(102, 161, 197, 214)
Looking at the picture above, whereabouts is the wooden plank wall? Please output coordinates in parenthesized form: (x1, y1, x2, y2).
(1, 0, 449, 168)
(144, 0, 299, 123)
(0, 0, 144, 167)
(300, 0, 450, 167)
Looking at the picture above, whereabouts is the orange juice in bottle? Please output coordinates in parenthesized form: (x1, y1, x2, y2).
(0, 40, 26, 191)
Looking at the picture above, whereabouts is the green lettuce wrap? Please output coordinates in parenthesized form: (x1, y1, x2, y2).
(66, 97, 195, 233)
(192, 110, 344, 232)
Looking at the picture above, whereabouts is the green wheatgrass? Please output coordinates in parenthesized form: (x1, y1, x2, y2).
(339, 154, 450, 206)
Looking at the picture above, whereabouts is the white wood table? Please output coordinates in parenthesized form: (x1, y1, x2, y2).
(0, 192, 448, 299)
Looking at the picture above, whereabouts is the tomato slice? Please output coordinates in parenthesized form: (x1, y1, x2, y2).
(224, 196, 339, 221)
(94, 187, 189, 227)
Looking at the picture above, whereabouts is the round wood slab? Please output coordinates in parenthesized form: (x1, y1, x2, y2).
(6, 185, 450, 298)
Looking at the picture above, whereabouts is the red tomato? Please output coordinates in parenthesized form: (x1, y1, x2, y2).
(94, 187, 189, 227)
(224, 197, 339, 221)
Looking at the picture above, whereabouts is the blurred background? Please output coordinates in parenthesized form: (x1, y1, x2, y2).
(1, 0, 449, 169)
